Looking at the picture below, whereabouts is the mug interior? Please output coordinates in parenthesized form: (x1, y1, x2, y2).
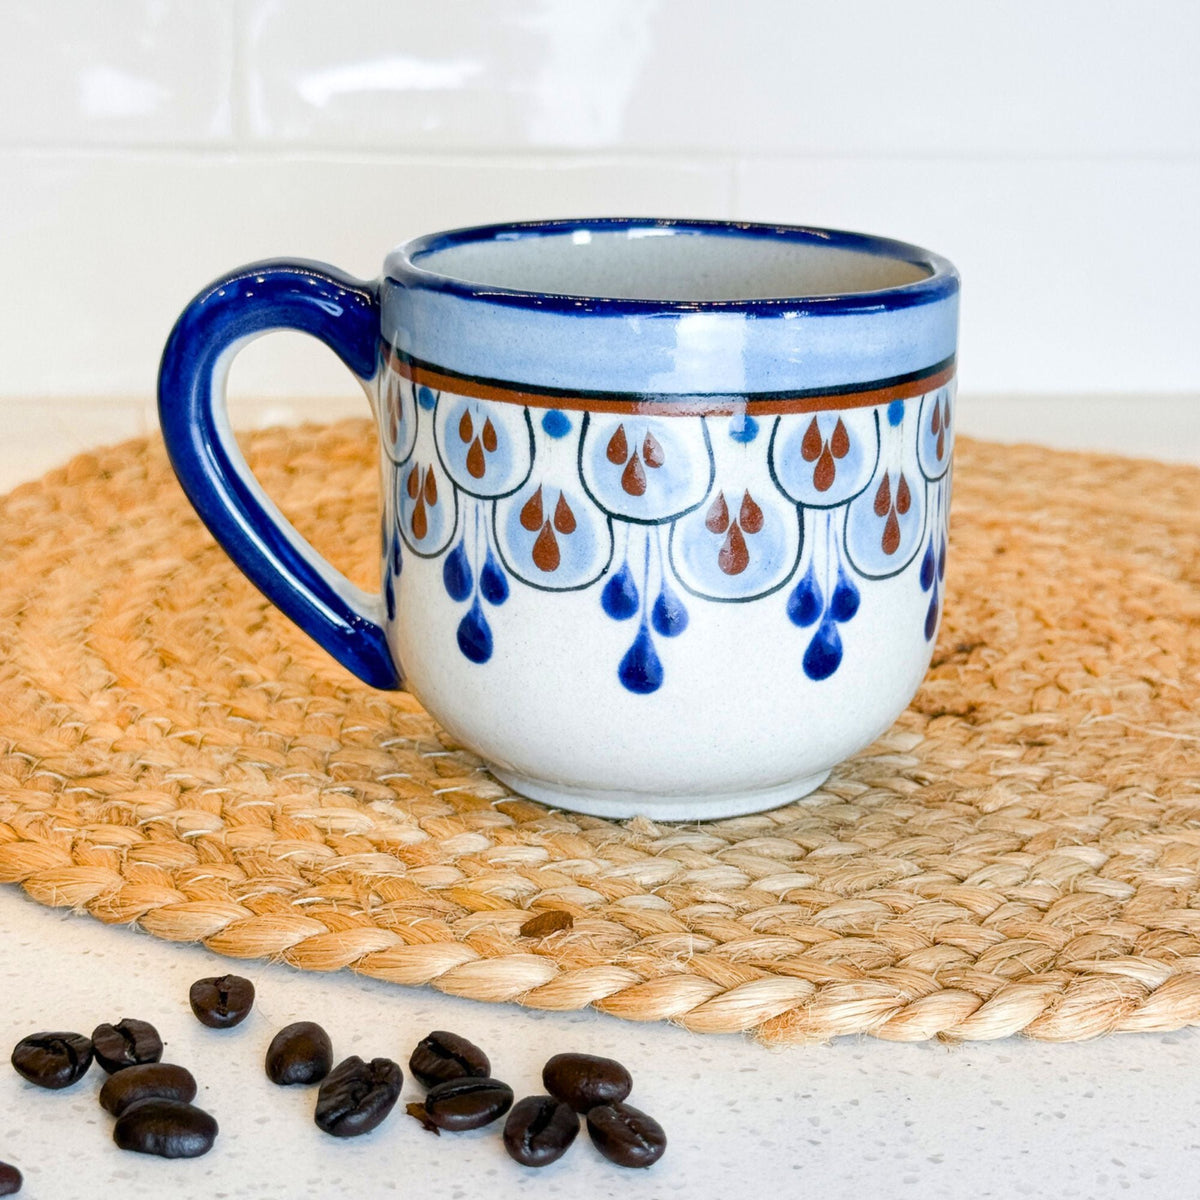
(404, 220, 934, 304)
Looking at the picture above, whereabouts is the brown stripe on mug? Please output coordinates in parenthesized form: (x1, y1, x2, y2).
(387, 350, 956, 417)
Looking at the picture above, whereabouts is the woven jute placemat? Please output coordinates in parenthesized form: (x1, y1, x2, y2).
(1, 420, 1198, 1044)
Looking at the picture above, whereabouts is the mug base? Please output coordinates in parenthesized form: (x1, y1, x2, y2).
(486, 767, 832, 822)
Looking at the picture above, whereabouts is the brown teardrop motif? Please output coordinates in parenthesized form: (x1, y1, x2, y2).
(520, 485, 544, 531)
(459, 409, 474, 443)
(423, 467, 438, 506)
(718, 523, 750, 575)
(930, 401, 941, 435)
(801, 416, 823, 462)
(607, 424, 628, 465)
(874, 471, 891, 517)
(553, 492, 576, 534)
(643, 431, 664, 468)
(482, 418, 498, 452)
(941, 396, 951, 431)
(830, 417, 850, 459)
(895, 473, 911, 515)
(621, 452, 646, 496)
(532, 521, 560, 572)
(881, 509, 901, 555)
(814, 445, 836, 492)
(739, 491, 764, 534)
(466, 438, 486, 479)
(936, 428, 946, 460)
(412, 497, 428, 540)
(406, 465, 420, 500)
(705, 491, 729, 534)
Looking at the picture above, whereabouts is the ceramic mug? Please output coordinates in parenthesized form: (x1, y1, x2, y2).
(159, 218, 959, 820)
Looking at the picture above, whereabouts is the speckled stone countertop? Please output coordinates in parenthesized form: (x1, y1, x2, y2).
(1, 894, 1197, 1200)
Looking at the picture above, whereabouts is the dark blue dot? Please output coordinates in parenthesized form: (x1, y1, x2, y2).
(786, 564, 823, 628)
(480, 548, 509, 606)
(417, 386, 437, 411)
(729, 414, 759, 443)
(888, 400, 905, 427)
(541, 409, 571, 439)
(803, 616, 843, 681)
(924, 583, 940, 642)
(457, 598, 493, 663)
(830, 567, 860, 623)
(601, 561, 639, 620)
(651, 582, 689, 637)
(442, 540, 473, 602)
(919, 539, 935, 592)
(618, 623, 664, 694)
(384, 575, 395, 621)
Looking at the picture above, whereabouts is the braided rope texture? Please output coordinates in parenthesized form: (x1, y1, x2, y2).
(1, 421, 1198, 1044)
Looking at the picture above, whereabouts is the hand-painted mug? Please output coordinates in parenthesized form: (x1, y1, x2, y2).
(159, 218, 958, 820)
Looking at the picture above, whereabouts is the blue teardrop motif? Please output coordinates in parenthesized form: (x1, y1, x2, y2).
(924, 582, 940, 642)
(919, 539, 935, 592)
(618, 622, 664, 694)
(384, 574, 395, 621)
(651, 581, 689, 637)
(391, 533, 402, 575)
(442, 539, 473, 602)
(787, 563, 823, 628)
(803, 615, 843, 681)
(417, 385, 437, 411)
(938, 536, 947, 581)
(887, 399, 905, 427)
(601, 560, 639, 620)
(479, 547, 509, 606)
(457, 598, 493, 663)
(830, 567, 860, 623)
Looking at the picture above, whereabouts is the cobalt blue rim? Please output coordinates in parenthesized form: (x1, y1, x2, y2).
(385, 218, 959, 317)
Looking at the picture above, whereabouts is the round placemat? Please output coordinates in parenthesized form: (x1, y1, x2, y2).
(1, 421, 1198, 1044)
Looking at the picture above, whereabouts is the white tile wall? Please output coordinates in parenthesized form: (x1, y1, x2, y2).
(0, 0, 1197, 418)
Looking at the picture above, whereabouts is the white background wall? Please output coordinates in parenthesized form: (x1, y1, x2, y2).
(0, 0, 1197, 468)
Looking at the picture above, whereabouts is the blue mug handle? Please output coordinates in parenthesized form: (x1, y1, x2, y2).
(158, 259, 401, 690)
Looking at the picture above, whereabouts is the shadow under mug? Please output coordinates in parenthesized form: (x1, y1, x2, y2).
(158, 218, 959, 820)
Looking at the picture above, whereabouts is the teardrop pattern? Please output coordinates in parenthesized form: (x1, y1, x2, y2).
(394, 379, 953, 692)
(618, 622, 664, 694)
(601, 560, 639, 620)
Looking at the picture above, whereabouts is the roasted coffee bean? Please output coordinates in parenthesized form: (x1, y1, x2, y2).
(409, 1030, 490, 1089)
(503, 1095, 580, 1167)
(189, 975, 255, 1029)
(423, 1076, 514, 1131)
(99, 1063, 198, 1116)
(542, 1053, 632, 1112)
(586, 1102, 666, 1168)
(91, 1019, 163, 1074)
(113, 1099, 218, 1159)
(10, 1032, 93, 1090)
(314, 1056, 403, 1138)
(0, 1162, 21, 1196)
(266, 1022, 333, 1086)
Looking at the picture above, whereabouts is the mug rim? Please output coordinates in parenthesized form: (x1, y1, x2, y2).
(385, 217, 958, 317)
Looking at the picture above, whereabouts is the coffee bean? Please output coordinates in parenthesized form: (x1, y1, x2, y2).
(189, 975, 255, 1029)
(91, 1019, 163, 1074)
(113, 1098, 218, 1159)
(10, 1032, 93, 1090)
(586, 1102, 666, 1168)
(99, 1063, 198, 1116)
(266, 1022, 333, 1086)
(542, 1053, 632, 1112)
(423, 1076, 514, 1131)
(409, 1030, 490, 1089)
(0, 1162, 21, 1196)
(314, 1056, 403, 1138)
(503, 1095, 580, 1167)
